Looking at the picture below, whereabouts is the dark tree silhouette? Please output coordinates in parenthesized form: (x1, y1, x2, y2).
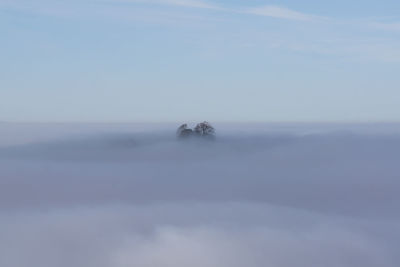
(177, 122, 215, 139)
(176, 123, 193, 138)
(194, 121, 215, 136)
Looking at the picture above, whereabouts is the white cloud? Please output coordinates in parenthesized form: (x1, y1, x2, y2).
(158, 0, 216, 9)
(116, 0, 218, 9)
(245, 5, 319, 21)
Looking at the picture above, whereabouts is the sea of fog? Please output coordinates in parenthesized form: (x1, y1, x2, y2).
(1, 122, 400, 267)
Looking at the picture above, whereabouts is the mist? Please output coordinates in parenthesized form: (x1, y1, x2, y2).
(1, 122, 399, 267)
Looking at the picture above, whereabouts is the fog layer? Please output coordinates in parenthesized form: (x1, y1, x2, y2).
(1, 123, 399, 267)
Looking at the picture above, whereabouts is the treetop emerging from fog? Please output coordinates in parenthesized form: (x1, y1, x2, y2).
(177, 121, 215, 139)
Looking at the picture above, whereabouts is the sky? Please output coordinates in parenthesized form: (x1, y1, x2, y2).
(1, 0, 400, 122)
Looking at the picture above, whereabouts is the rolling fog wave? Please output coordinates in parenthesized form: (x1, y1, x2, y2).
(0, 132, 296, 161)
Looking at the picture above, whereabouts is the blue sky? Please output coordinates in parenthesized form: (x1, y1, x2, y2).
(1, 0, 400, 122)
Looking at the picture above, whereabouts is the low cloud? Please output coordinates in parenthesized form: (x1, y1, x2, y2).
(1, 203, 398, 267)
(1, 123, 400, 267)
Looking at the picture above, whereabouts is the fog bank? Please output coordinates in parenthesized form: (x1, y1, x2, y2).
(0, 123, 399, 267)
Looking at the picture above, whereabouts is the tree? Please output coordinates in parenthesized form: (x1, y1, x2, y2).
(176, 122, 215, 139)
(176, 123, 193, 138)
(194, 121, 215, 137)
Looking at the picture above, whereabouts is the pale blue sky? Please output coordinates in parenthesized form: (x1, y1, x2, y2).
(1, 0, 400, 122)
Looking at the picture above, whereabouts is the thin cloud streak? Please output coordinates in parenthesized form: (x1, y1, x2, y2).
(244, 5, 320, 21)
(111, 0, 218, 9)
(0, 0, 373, 25)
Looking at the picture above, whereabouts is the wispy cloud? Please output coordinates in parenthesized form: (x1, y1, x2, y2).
(244, 5, 321, 21)
(116, 0, 218, 9)
(2, 0, 399, 63)
(370, 21, 400, 31)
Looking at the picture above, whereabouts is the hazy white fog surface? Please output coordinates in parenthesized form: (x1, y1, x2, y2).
(1, 123, 400, 267)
